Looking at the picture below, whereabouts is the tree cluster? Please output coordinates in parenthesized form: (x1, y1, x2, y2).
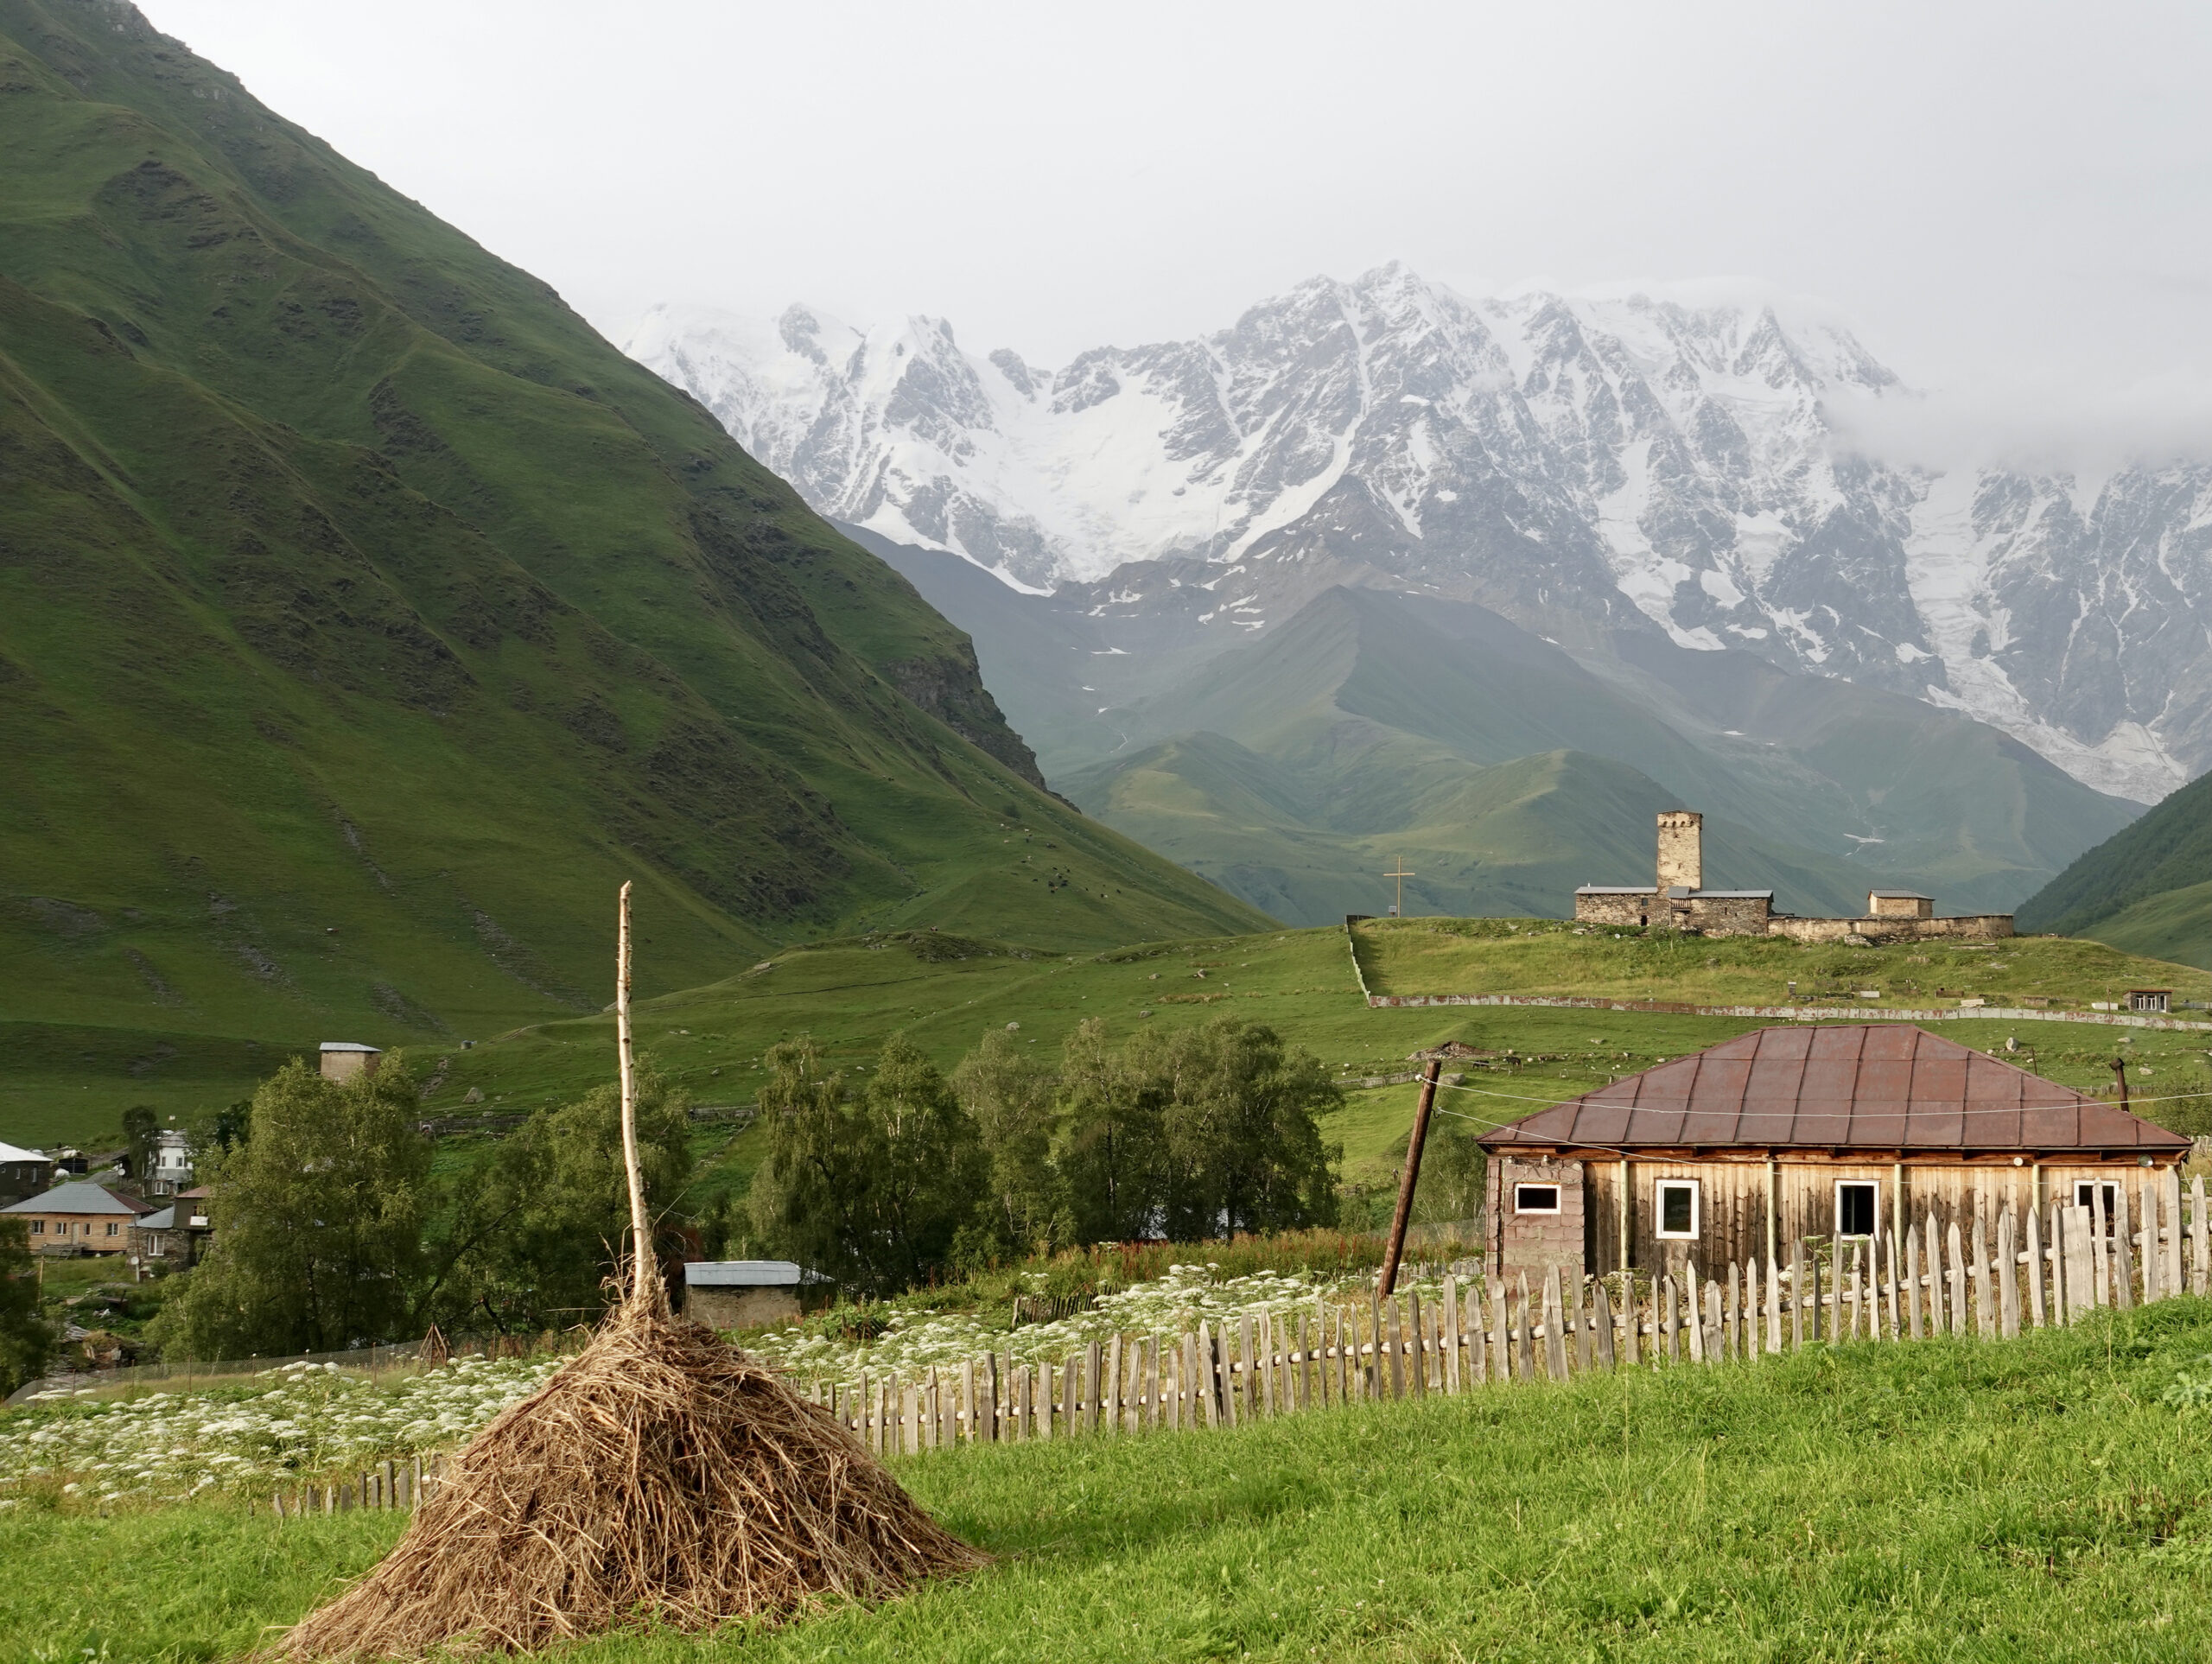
(744, 1016, 1343, 1293)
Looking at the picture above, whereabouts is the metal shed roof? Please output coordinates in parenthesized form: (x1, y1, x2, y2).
(682, 1261, 830, 1287)
(1478, 1025, 2190, 1156)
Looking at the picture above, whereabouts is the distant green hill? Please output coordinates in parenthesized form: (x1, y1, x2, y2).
(1062, 587, 2134, 924)
(0, 0, 1264, 1131)
(2017, 771, 2212, 968)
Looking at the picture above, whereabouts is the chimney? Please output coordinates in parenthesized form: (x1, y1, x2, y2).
(1656, 810, 1703, 892)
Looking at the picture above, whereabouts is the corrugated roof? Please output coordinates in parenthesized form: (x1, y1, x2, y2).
(0, 1141, 49, 1165)
(2, 1181, 156, 1216)
(682, 1261, 830, 1287)
(1479, 1025, 2191, 1155)
(319, 1041, 381, 1054)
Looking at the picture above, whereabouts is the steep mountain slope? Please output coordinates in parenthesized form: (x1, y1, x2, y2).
(2016, 772, 2212, 969)
(0, 0, 1265, 1060)
(634, 269, 2212, 804)
(856, 532, 2135, 922)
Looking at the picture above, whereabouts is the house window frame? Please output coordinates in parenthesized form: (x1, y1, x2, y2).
(1513, 1182, 1562, 1215)
(1654, 1178, 1700, 1240)
(1834, 1179, 1879, 1240)
(2074, 1179, 2120, 1233)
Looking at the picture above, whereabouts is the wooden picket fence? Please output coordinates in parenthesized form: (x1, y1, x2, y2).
(269, 1173, 2209, 1514)
(270, 1452, 451, 1518)
(793, 1170, 2212, 1455)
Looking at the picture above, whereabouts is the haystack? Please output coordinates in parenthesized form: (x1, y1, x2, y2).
(277, 886, 982, 1660)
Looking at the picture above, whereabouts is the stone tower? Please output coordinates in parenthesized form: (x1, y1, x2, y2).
(1656, 810, 1702, 892)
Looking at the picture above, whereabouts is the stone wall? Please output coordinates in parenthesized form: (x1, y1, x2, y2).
(1489, 1154, 1586, 1285)
(1574, 890, 1655, 928)
(1681, 894, 1772, 937)
(1767, 913, 2015, 945)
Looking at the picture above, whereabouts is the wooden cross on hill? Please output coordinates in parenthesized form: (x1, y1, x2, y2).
(1384, 858, 1415, 918)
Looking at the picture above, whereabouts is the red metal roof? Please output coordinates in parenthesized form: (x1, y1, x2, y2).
(1478, 1025, 2191, 1155)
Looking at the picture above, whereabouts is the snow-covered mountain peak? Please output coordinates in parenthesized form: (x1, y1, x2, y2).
(626, 270, 2212, 803)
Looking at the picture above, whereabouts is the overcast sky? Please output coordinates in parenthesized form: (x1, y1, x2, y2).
(139, 0, 2212, 449)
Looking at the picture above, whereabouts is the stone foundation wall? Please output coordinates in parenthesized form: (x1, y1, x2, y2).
(1489, 1155, 1586, 1286)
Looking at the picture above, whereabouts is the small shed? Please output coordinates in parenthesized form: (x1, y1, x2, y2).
(682, 1261, 833, 1331)
(2126, 989, 2171, 1014)
(320, 1042, 383, 1083)
(1479, 1024, 2190, 1286)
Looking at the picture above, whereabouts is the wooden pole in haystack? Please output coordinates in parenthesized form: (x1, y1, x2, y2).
(615, 881, 659, 1313)
(270, 886, 984, 1661)
(1378, 1058, 1443, 1297)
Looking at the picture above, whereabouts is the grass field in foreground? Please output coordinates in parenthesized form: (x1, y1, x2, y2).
(4, 1302, 2208, 1662)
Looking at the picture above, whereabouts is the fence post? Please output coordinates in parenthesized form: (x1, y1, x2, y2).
(1789, 1243, 1804, 1350)
(1972, 1211, 1993, 1338)
(2025, 1204, 2047, 1328)
(1442, 1277, 1462, 1394)
(2160, 1168, 2183, 1299)
(1764, 1257, 1781, 1356)
(1945, 1221, 1967, 1334)
(1592, 1275, 1617, 1369)
(2193, 1176, 2209, 1299)
(1490, 1281, 1510, 1381)
(2113, 1185, 2138, 1311)
(1542, 1267, 1568, 1381)
(1998, 1210, 2020, 1337)
(1516, 1273, 1537, 1381)
(2062, 1204, 2096, 1321)
(2090, 1183, 2111, 1307)
(1684, 1267, 1707, 1363)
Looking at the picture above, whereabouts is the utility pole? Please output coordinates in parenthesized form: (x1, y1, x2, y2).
(1383, 858, 1415, 918)
(1379, 1059, 1444, 1297)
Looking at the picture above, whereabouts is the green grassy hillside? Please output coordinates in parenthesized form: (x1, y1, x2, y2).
(1353, 914, 2212, 1012)
(1063, 588, 2136, 924)
(2018, 771, 2212, 969)
(5, 1307, 2209, 1660)
(0, 0, 1264, 1144)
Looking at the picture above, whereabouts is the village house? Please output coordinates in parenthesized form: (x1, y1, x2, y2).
(1573, 810, 2014, 941)
(1480, 1023, 2191, 1285)
(127, 1185, 213, 1280)
(0, 1140, 54, 1207)
(2, 1178, 157, 1255)
(682, 1261, 834, 1330)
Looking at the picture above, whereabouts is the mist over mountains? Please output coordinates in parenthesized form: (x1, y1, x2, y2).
(630, 266, 2212, 808)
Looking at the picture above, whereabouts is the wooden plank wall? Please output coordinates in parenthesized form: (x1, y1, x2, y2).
(1580, 1158, 2183, 1280)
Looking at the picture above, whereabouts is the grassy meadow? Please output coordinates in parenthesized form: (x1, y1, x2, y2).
(4, 1303, 2208, 1662)
(1351, 915, 2212, 1011)
(16, 918, 2209, 1184)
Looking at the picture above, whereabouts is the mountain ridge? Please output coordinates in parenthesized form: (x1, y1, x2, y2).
(632, 268, 2212, 805)
(0, 0, 1267, 1066)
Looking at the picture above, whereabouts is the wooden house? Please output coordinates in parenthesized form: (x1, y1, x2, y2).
(1478, 1024, 2191, 1285)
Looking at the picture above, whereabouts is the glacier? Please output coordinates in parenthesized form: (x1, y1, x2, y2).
(625, 264, 2212, 804)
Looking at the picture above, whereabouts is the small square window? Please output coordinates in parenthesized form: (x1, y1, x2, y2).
(29, 1220, 42, 1235)
(1514, 1184, 1561, 1214)
(106, 1222, 119, 1236)
(1835, 1181, 1878, 1238)
(1656, 1179, 1700, 1239)
(2074, 1181, 2120, 1234)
